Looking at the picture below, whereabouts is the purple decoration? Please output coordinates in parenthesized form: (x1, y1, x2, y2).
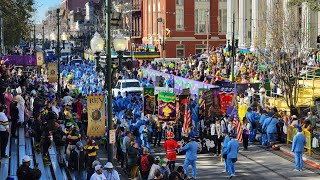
(1, 55, 37, 66)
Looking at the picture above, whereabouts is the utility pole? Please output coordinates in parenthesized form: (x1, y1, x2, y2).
(106, 0, 113, 163)
(33, 24, 36, 51)
(42, 23, 45, 51)
(56, 8, 61, 97)
(162, 19, 165, 63)
(231, 13, 235, 82)
(0, 10, 4, 55)
(206, 10, 209, 52)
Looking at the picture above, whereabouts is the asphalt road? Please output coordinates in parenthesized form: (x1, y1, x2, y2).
(108, 144, 320, 180)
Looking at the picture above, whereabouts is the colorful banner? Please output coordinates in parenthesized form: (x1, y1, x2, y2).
(143, 87, 155, 114)
(1, 55, 37, 66)
(47, 62, 58, 83)
(36, 52, 44, 66)
(87, 94, 106, 137)
(212, 88, 222, 117)
(219, 83, 235, 114)
(142, 68, 218, 95)
(198, 89, 207, 120)
(158, 92, 176, 122)
(204, 90, 213, 122)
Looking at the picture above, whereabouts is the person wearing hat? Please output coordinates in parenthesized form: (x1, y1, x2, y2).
(10, 96, 19, 138)
(225, 133, 239, 178)
(292, 126, 306, 171)
(259, 110, 268, 146)
(69, 141, 87, 179)
(15, 86, 25, 126)
(262, 112, 279, 147)
(147, 156, 161, 180)
(159, 158, 170, 179)
(90, 165, 107, 180)
(102, 162, 120, 180)
(178, 135, 198, 179)
(17, 155, 41, 180)
(222, 130, 230, 173)
(163, 131, 180, 171)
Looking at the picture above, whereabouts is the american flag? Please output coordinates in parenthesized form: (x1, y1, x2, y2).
(183, 105, 191, 134)
(233, 115, 243, 142)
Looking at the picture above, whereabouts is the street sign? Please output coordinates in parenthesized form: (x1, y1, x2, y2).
(109, 129, 116, 144)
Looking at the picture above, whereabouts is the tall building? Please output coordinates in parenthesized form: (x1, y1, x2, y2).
(142, 0, 225, 58)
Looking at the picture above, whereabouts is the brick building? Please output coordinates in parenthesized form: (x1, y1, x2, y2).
(142, 0, 226, 58)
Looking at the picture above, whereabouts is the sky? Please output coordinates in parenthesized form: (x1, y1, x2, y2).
(33, 0, 60, 23)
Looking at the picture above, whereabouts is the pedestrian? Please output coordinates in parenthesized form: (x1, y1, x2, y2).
(292, 126, 306, 171)
(151, 169, 163, 180)
(226, 133, 239, 178)
(10, 97, 19, 138)
(16, 87, 25, 126)
(85, 139, 99, 168)
(0, 104, 10, 158)
(128, 142, 140, 180)
(87, 160, 101, 180)
(69, 141, 87, 180)
(242, 117, 250, 150)
(222, 130, 230, 173)
(140, 148, 155, 180)
(179, 135, 198, 179)
(159, 158, 170, 180)
(90, 165, 107, 180)
(103, 162, 120, 180)
(148, 156, 161, 180)
(17, 155, 42, 180)
(122, 131, 131, 173)
(163, 131, 180, 171)
(210, 119, 223, 156)
(52, 125, 66, 166)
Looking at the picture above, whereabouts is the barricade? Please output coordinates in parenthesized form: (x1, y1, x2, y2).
(287, 126, 311, 155)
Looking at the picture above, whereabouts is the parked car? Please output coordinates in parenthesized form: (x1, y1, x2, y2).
(112, 79, 143, 97)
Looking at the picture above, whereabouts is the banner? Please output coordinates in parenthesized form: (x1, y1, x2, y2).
(181, 88, 190, 95)
(47, 62, 58, 83)
(154, 87, 174, 95)
(204, 90, 213, 122)
(212, 88, 222, 117)
(1, 55, 37, 66)
(87, 94, 106, 137)
(198, 89, 207, 120)
(36, 52, 44, 66)
(143, 87, 155, 114)
(219, 83, 235, 114)
(158, 92, 176, 122)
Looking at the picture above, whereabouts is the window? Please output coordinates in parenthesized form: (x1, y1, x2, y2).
(218, 9, 227, 33)
(195, 44, 206, 54)
(195, 1, 210, 34)
(176, 44, 185, 58)
(176, 0, 184, 30)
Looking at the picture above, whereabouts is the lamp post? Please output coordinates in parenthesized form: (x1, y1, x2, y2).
(56, 8, 61, 97)
(61, 32, 67, 49)
(33, 24, 36, 52)
(113, 36, 127, 72)
(90, 32, 105, 71)
(42, 21, 45, 51)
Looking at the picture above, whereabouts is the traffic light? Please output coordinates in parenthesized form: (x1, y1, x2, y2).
(235, 39, 239, 48)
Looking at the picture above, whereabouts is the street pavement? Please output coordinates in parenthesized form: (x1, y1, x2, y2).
(106, 144, 320, 180)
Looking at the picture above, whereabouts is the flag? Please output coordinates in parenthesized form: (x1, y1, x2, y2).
(233, 115, 243, 142)
(183, 105, 191, 135)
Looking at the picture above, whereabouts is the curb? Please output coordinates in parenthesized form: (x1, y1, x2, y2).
(279, 148, 320, 170)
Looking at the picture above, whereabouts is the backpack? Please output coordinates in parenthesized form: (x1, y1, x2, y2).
(68, 149, 78, 170)
(140, 155, 150, 172)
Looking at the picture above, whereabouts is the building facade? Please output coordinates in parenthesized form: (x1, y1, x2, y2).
(142, 0, 226, 58)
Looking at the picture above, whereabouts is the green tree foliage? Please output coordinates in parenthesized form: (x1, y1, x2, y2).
(0, 0, 35, 49)
(288, 0, 320, 11)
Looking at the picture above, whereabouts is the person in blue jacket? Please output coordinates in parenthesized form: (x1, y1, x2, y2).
(222, 130, 230, 173)
(179, 135, 198, 179)
(259, 110, 267, 145)
(245, 107, 254, 142)
(250, 107, 260, 141)
(292, 126, 306, 171)
(262, 112, 279, 147)
(226, 133, 239, 178)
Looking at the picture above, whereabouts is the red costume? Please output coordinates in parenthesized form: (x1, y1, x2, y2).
(163, 132, 180, 161)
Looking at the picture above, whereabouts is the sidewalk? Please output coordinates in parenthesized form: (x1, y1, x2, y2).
(279, 144, 320, 169)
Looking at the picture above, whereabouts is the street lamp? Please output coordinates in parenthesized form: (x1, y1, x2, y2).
(61, 32, 68, 49)
(50, 32, 57, 49)
(56, 8, 61, 97)
(90, 32, 105, 71)
(113, 35, 127, 71)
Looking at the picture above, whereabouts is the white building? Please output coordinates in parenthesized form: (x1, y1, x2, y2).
(219, 0, 320, 49)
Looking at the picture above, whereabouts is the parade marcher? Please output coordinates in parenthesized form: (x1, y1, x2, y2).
(153, 120, 162, 147)
(148, 156, 161, 180)
(262, 112, 280, 147)
(259, 110, 267, 145)
(163, 131, 180, 171)
(242, 117, 250, 150)
(210, 119, 222, 156)
(17, 155, 41, 180)
(179, 135, 198, 179)
(90, 165, 107, 180)
(222, 130, 230, 173)
(103, 162, 120, 180)
(226, 133, 239, 178)
(292, 126, 306, 171)
(0, 104, 10, 158)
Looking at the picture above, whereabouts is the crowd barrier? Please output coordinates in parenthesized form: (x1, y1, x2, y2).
(287, 126, 311, 155)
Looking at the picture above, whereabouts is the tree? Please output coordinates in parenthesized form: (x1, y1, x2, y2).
(0, 0, 35, 50)
(253, 1, 313, 109)
(288, 0, 320, 11)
